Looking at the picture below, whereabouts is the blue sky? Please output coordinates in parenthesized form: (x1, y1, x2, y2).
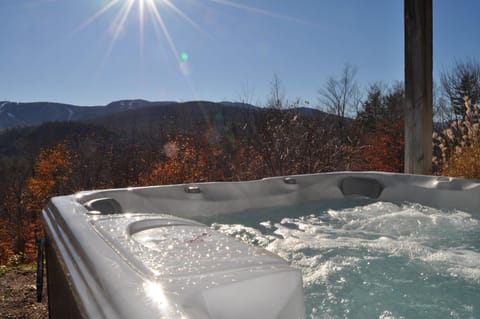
(0, 0, 479, 106)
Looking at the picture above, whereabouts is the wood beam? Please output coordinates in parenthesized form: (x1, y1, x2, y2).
(404, 0, 433, 174)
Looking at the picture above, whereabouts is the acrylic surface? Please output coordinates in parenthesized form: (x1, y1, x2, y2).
(43, 172, 480, 319)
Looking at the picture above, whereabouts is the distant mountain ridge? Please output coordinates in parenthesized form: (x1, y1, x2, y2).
(0, 100, 257, 130)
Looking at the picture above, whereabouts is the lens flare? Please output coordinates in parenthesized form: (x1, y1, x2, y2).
(75, 0, 199, 67)
(73, 0, 309, 84)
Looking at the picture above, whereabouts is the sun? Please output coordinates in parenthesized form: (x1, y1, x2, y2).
(74, 0, 304, 78)
(75, 0, 198, 66)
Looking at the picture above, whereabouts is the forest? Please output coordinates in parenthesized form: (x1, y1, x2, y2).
(1, 60, 479, 265)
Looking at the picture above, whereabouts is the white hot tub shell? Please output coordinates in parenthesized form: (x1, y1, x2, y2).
(41, 172, 480, 319)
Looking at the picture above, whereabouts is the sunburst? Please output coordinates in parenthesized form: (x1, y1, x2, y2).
(74, 0, 308, 78)
(75, 0, 196, 66)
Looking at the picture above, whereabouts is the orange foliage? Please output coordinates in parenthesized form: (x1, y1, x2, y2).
(0, 143, 74, 264)
(354, 120, 404, 172)
(28, 143, 73, 210)
(26, 143, 73, 258)
(0, 163, 31, 263)
(140, 133, 267, 185)
(227, 145, 266, 181)
(140, 135, 226, 185)
(0, 218, 14, 263)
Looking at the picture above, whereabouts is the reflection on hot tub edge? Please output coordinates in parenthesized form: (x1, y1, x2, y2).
(41, 171, 480, 319)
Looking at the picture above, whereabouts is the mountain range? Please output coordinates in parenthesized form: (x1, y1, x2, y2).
(0, 100, 256, 131)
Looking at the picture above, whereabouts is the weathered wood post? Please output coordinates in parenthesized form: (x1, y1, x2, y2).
(404, 0, 433, 174)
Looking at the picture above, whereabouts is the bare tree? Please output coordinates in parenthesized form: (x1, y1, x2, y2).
(266, 74, 287, 109)
(440, 58, 480, 119)
(433, 81, 454, 125)
(237, 81, 256, 105)
(318, 64, 361, 133)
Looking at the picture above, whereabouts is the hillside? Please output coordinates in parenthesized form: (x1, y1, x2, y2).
(91, 101, 257, 133)
(0, 100, 256, 131)
(0, 122, 116, 157)
(0, 101, 102, 129)
(0, 101, 335, 159)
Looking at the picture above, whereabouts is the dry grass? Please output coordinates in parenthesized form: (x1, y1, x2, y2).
(434, 98, 480, 178)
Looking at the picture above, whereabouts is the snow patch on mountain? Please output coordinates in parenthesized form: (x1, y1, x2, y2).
(65, 106, 74, 120)
(0, 102, 9, 115)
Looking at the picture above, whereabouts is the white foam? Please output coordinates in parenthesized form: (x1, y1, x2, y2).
(214, 206, 479, 285)
(211, 202, 480, 317)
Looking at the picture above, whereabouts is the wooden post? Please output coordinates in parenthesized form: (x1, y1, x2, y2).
(404, 0, 433, 174)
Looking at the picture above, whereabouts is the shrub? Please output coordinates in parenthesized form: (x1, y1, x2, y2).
(441, 144, 480, 178)
(434, 98, 480, 178)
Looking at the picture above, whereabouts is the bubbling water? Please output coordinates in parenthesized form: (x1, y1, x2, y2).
(204, 201, 480, 319)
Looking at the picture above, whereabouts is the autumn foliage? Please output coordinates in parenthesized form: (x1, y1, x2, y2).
(2, 93, 474, 265)
(351, 83, 405, 172)
(3, 62, 480, 265)
(28, 143, 73, 209)
(140, 133, 266, 185)
(0, 144, 74, 264)
(140, 134, 225, 185)
(355, 120, 405, 172)
(0, 108, 389, 264)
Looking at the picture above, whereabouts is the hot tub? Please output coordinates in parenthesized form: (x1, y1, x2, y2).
(41, 172, 480, 318)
